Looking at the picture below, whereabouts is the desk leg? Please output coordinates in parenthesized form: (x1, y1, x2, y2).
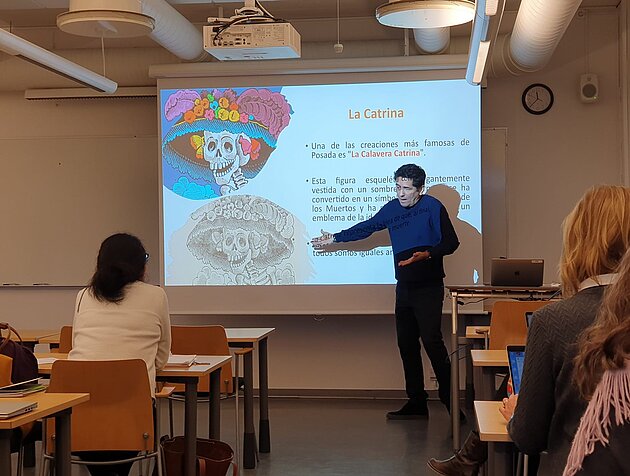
(481, 367, 496, 401)
(0, 430, 12, 476)
(55, 409, 72, 476)
(487, 442, 512, 476)
(465, 340, 477, 409)
(258, 337, 271, 453)
(451, 293, 460, 451)
(243, 350, 257, 469)
(23, 442, 36, 467)
(184, 380, 197, 476)
(209, 369, 221, 440)
(22, 344, 37, 468)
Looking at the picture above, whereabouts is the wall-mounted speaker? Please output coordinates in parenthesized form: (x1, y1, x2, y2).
(580, 73, 599, 103)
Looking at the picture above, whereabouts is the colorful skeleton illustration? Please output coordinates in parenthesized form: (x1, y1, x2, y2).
(161, 88, 292, 199)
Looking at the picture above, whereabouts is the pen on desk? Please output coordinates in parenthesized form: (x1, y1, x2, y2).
(32, 283, 51, 286)
(2, 283, 20, 286)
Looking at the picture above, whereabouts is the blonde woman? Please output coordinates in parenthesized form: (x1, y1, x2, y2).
(499, 185, 630, 475)
(563, 248, 630, 476)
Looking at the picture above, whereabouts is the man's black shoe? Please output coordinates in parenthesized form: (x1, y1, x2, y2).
(386, 400, 429, 420)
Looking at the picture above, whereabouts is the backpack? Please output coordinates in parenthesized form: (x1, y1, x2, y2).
(0, 323, 39, 383)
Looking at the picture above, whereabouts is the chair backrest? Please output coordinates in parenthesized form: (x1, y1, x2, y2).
(0, 354, 11, 387)
(46, 359, 154, 452)
(57, 326, 73, 353)
(489, 301, 550, 350)
(170, 326, 233, 394)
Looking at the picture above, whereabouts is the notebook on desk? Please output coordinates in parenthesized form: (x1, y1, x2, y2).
(507, 345, 526, 394)
(165, 354, 196, 367)
(0, 378, 46, 397)
(490, 258, 544, 287)
(0, 400, 38, 419)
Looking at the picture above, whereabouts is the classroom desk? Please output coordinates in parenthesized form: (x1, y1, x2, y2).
(0, 392, 89, 476)
(462, 326, 490, 407)
(471, 349, 508, 401)
(38, 333, 63, 346)
(12, 329, 60, 350)
(38, 327, 275, 460)
(37, 353, 231, 476)
(225, 327, 274, 454)
(160, 357, 232, 476)
(465, 325, 490, 340)
(447, 285, 559, 450)
(474, 400, 513, 476)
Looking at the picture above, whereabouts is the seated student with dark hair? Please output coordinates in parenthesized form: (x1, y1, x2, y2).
(69, 233, 171, 476)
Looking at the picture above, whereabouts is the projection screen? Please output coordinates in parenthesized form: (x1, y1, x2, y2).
(158, 72, 481, 314)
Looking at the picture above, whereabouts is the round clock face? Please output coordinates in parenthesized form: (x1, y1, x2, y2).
(522, 83, 554, 115)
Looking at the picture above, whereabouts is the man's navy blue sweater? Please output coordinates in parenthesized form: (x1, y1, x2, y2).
(334, 195, 459, 285)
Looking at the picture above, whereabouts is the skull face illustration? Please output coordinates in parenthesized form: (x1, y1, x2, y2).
(203, 131, 249, 186)
(186, 195, 296, 284)
(219, 228, 253, 274)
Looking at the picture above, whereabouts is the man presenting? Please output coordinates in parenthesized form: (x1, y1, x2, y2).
(311, 164, 459, 419)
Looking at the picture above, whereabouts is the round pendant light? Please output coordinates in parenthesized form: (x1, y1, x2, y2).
(58, 10, 155, 38)
(57, 0, 155, 38)
(376, 0, 476, 29)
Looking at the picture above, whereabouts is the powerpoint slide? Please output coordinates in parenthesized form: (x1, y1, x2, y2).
(160, 79, 481, 286)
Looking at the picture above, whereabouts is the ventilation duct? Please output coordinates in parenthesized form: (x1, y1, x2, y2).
(56, 0, 206, 61)
(142, 0, 206, 61)
(413, 27, 450, 54)
(491, 0, 582, 76)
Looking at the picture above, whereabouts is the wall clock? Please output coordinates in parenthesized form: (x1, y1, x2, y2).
(522, 83, 554, 115)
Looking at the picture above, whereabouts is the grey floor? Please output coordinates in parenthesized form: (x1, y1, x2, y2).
(15, 397, 470, 476)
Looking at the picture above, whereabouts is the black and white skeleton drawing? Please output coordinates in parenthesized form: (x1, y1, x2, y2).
(186, 196, 296, 285)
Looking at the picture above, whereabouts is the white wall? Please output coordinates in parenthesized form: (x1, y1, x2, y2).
(0, 8, 624, 392)
(483, 8, 623, 282)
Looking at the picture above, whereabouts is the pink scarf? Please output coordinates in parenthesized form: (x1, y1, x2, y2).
(564, 361, 630, 476)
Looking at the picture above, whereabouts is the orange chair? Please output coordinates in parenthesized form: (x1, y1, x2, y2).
(488, 300, 550, 350)
(167, 326, 234, 436)
(42, 359, 161, 476)
(0, 353, 11, 386)
(57, 326, 73, 353)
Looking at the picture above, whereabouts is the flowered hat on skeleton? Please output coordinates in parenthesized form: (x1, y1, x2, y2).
(162, 88, 292, 198)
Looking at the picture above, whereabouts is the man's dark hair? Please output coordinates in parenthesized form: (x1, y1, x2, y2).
(394, 164, 426, 189)
(89, 233, 147, 303)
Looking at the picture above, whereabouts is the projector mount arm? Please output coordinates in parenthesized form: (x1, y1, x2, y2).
(208, 0, 277, 25)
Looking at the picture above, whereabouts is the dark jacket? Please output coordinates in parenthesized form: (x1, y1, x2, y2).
(508, 286, 606, 475)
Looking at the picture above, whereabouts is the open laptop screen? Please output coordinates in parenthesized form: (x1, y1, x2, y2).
(507, 345, 526, 394)
(525, 311, 535, 328)
(490, 258, 544, 287)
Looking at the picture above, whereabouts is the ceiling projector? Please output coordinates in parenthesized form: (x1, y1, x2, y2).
(203, 21, 301, 61)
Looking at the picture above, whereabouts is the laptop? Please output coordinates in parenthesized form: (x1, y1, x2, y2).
(490, 258, 544, 287)
(507, 345, 526, 395)
(0, 400, 38, 419)
(525, 311, 535, 328)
